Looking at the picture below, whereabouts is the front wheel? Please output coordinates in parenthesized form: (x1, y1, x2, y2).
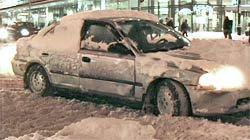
(26, 65, 52, 96)
(156, 80, 191, 116)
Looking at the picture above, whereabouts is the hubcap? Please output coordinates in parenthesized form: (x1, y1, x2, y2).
(157, 87, 174, 114)
(30, 71, 46, 93)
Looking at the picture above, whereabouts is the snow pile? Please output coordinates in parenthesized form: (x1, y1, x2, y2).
(189, 39, 250, 88)
(188, 32, 249, 42)
(189, 39, 250, 62)
(0, 43, 16, 75)
(5, 132, 46, 140)
(145, 115, 250, 140)
(48, 117, 155, 140)
(5, 118, 156, 140)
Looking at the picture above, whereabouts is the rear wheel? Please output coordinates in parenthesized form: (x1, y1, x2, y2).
(26, 65, 52, 96)
(156, 80, 191, 116)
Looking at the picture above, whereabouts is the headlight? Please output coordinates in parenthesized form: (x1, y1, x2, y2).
(0, 28, 8, 39)
(20, 28, 30, 36)
(198, 66, 244, 90)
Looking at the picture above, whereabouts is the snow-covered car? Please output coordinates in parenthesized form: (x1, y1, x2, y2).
(12, 10, 250, 116)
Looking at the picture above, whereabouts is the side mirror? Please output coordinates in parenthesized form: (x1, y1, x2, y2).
(108, 43, 134, 56)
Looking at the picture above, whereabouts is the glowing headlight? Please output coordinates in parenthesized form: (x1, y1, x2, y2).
(198, 66, 244, 90)
(0, 28, 8, 39)
(20, 29, 30, 36)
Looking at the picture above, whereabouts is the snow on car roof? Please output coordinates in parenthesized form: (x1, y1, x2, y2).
(61, 10, 159, 22)
(30, 19, 84, 54)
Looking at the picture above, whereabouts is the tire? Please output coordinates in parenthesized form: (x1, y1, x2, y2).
(156, 80, 191, 116)
(170, 81, 192, 116)
(26, 65, 52, 96)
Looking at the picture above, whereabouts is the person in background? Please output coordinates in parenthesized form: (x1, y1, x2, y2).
(159, 18, 164, 24)
(165, 18, 176, 29)
(247, 22, 250, 43)
(223, 16, 233, 39)
(181, 19, 189, 37)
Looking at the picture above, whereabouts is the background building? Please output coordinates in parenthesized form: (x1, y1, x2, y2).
(0, 0, 249, 33)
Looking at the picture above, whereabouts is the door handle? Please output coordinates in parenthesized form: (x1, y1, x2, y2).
(41, 52, 49, 56)
(82, 56, 91, 63)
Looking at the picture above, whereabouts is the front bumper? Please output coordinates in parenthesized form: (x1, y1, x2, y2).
(187, 86, 250, 115)
(11, 58, 27, 76)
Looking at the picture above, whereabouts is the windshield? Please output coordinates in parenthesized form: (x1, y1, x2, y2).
(116, 20, 189, 53)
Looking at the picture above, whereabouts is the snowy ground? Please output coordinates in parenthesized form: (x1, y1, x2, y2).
(0, 33, 250, 140)
(188, 32, 249, 42)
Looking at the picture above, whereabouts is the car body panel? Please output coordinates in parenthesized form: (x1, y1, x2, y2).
(187, 87, 250, 115)
(79, 50, 135, 96)
(47, 52, 81, 88)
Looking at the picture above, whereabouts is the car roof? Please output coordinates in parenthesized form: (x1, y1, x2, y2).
(61, 10, 159, 23)
(31, 10, 159, 54)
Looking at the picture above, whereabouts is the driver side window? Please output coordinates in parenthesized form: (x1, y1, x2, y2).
(82, 21, 134, 56)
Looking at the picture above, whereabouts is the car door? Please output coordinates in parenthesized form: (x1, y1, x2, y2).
(43, 20, 83, 89)
(79, 20, 136, 97)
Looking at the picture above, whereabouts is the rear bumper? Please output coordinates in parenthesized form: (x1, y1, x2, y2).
(187, 87, 250, 115)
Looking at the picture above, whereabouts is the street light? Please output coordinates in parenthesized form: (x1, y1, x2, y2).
(28, 0, 32, 21)
(158, 0, 160, 18)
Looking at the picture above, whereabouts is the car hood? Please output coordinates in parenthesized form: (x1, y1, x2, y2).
(136, 50, 226, 87)
(138, 40, 250, 89)
(138, 49, 222, 79)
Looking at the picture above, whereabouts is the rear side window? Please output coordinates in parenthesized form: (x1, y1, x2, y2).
(85, 24, 117, 44)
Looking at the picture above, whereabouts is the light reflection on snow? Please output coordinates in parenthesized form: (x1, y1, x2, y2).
(0, 44, 16, 75)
